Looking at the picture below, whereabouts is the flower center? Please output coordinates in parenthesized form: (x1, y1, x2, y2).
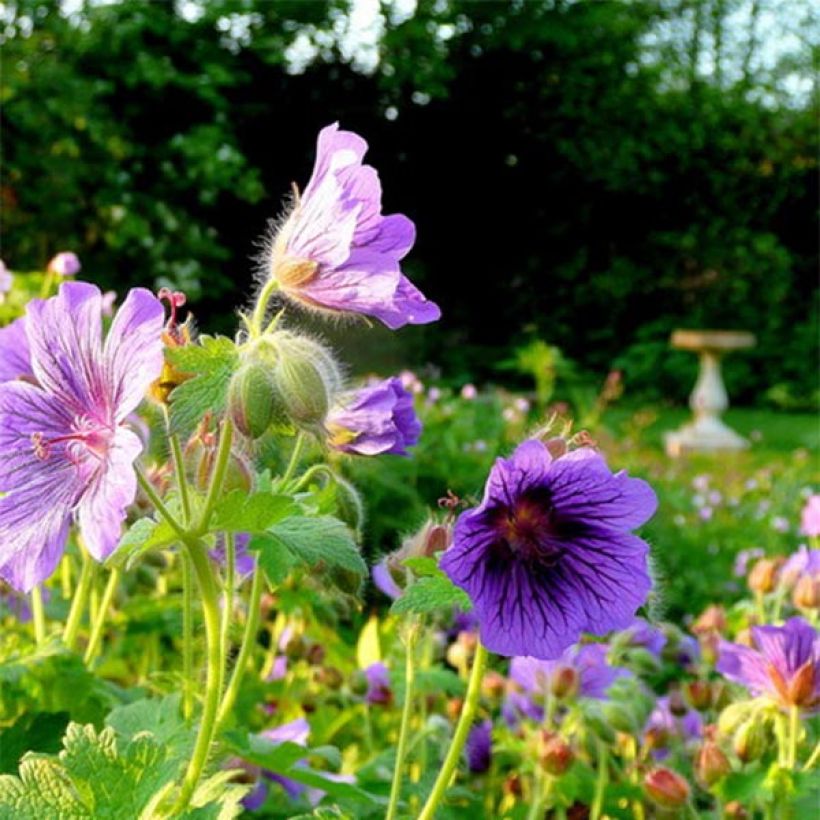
(490, 490, 562, 564)
(276, 256, 319, 289)
(32, 415, 114, 466)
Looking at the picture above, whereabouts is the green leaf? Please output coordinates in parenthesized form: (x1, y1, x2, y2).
(0, 711, 69, 775)
(390, 574, 472, 616)
(108, 515, 179, 570)
(213, 490, 296, 533)
(224, 732, 311, 773)
(266, 516, 367, 578)
(105, 694, 191, 753)
(167, 335, 239, 437)
(248, 533, 298, 585)
(401, 556, 439, 577)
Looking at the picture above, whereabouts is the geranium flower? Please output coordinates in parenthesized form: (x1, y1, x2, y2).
(266, 123, 440, 328)
(0, 283, 164, 591)
(465, 720, 492, 773)
(440, 440, 657, 658)
(0, 260, 12, 300)
(620, 617, 667, 657)
(644, 695, 703, 758)
(800, 495, 820, 538)
(327, 376, 421, 456)
(717, 617, 819, 711)
(47, 251, 81, 277)
(0, 316, 34, 382)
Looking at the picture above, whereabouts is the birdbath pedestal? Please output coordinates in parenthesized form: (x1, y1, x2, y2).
(664, 330, 756, 457)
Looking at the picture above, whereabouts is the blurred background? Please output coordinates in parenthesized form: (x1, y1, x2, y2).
(1, 0, 817, 408)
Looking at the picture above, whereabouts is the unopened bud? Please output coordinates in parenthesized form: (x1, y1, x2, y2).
(692, 604, 726, 635)
(602, 701, 638, 733)
(644, 768, 690, 808)
(503, 773, 523, 798)
(315, 666, 344, 689)
(447, 697, 464, 722)
(724, 801, 749, 819)
(228, 363, 280, 439)
(332, 474, 365, 534)
(481, 670, 507, 700)
(539, 732, 574, 776)
(748, 558, 781, 594)
(668, 689, 687, 717)
(793, 575, 820, 610)
(733, 719, 767, 763)
(550, 665, 579, 700)
(306, 643, 326, 666)
(695, 741, 731, 787)
(685, 680, 713, 711)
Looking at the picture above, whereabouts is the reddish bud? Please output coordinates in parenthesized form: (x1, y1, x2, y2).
(644, 768, 690, 809)
(539, 732, 574, 776)
(692, 604, 726, 635)
(748, 558, 781, 594)
(481, 670, 507, 700)
(793, 575, 820, 610)
(695, 741, 731, 787)
(550, 665, 580, 700)
(685, 680, 713, 711)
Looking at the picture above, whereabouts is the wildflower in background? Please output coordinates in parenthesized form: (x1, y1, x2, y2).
(47, 251, 81, 277)
(465, 720, 492, 773)
(644, 695, 703, 757)
(800, 494, 820, 538)
(0, 283, 164, 591)
(266, 123, 440, 329)
(717, 617, 820, 711)
(511, 644, 630, 707)
(461, 383, 477, 400)
(364, 662, 392, 705)
(619, 617, 667, 657)
(210, 533, 256, 583)
(0, 260, 11, 301)
(0, 316, 34, 382)
(733, 548, 765, 578)
(440, 439, 657, 658)
(779, 545, 820, 589)
(327, 376, 421, 456)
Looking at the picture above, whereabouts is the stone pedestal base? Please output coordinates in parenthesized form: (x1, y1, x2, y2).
(664, 418, 749, 457)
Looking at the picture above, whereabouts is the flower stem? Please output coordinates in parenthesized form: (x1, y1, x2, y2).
(172, 539, 224, 813)
(31, 586, 46, 646)
(193, 419, 234, 536)
(83, 568, 120, 665)
(249, 278, 280, 336)
(280, 431, 306, 486)
(63, 549, 95, 651)
(181, 553, 195, 721)
(170, 433, 192, 524)
(216, 566, 264, 729)
(136, 467, 188, 539)
(219, 533, 236, 683)
(802, 739, 820, 772)
(386, 622, 420, 820)
(787, 704, 800, 769)
(591, 740, 608, 820)
(418, 641, 488, 820)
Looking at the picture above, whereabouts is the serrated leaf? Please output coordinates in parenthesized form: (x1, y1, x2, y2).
(213, 490, 296, 533)
(108, 515, 179, 570)
(390, 574, 472, 616)
(167, 335, 239, 437)
(0, 711, 69, 775)
(266, 516, 366, 577)
(401, 556, 439, 577)
(105, 694, 191, 753)
(247, 533, 298, 586)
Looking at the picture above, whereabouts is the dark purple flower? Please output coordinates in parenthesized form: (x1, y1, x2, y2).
(47, 252, 81, 277)
(327, 376, 421, 456)
(0, 283, 164, 591)
(364, 661, 392, 705)
(620, 617, 667, 657)
(717, 617, 820, 711)
(267, 123, 440, 329)
(466, 719, 492, 773)
(210, 532, 257, 583)
(510, 644, 630, 702)
(0, 316, 34, 383)
(440, 440, 657, 659)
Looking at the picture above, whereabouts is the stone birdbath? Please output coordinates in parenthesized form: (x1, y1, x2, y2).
(664, 329, 756, 457)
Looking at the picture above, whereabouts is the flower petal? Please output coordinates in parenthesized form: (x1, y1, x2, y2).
(0, 316, 34, 382)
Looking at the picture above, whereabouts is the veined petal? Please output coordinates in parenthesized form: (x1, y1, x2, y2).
(0, 316, 34, 382)
(103, 287, 164, 420)
(355, 213, 416, 259)
(716, 640, 772, 694)
(302, 123, 368, 201)
(76, 427, 143, 561)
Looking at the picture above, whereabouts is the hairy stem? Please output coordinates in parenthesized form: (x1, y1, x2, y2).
(170, 433, 192, 524)
(591, 740, 608, 820)
(193, 419, 234, 536)
(249, 278, 280, 337)
(83, 568, 120, 665)
(181, 553, 195, 720)
(280, 431, 306, 487)
(418, 641, 488, 820)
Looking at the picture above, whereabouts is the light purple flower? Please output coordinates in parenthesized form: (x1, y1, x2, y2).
(644, 695, 703, 757)
(620, 617, 667, 657)
(466, 719, 492, 773)
(0, 316, 34, 383)
(47, 252, 81, 277)
(0, 260, 12, 298)
(461, 383, 477, 400)
(364, 661, 392, 705)
(327, 376, 421, 456)
(717, 617, 819, 710)
(780, 546, 820, 589)
(372, 558, 402, 599)
(268, 123, 440, 329)
(510, 644, 630, 702)
(800, 495, 820, 538)
(733, 547, 765, 579)
(210, 532, 256, 582)
(0, 283, 164, 591)
(440, 440, 657, 659)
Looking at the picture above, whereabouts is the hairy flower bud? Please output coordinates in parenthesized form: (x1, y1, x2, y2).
(692, 604, 726, 635)
(481, 670, 507, 700)
(732, 719, 768, 763)
(685, 680, 714, 711)
(695, 741, 731, 787)
(748, 558, 781, 594)
(539, 732, 574, 776)
(228, 363, 280, 439)
(332, 473, 365, 534)
(550, 665, 580, 700)
(644, 768, 690, 808)
(793, 575, 820, 610)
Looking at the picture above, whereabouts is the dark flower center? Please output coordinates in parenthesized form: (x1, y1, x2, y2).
(488, 488, 562, 564)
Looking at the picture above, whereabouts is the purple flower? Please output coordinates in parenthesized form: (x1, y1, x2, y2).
(268, 123, 440, 329)
(510, 644, 630, 702)
(466, 720, 492, 773)
(779, 546, 820, 589)
(733, 547, 765, 579)
(0, 260, 12, 298)
(440, 440, 657, 659)
(210, 533, 256, 583)
(327, 377, 421, 456)
(0, 283, 164, 591)
(0, 316, 34, 383)
(461, 383, 477, 400)
(47, 252, 81, 277)
(364, 661, 392, 705)
(644, 696, 703, 757)
(717, 617, 820, 711)
(620, 617, 667, 657)
(372, 558, 402, 599)
(800, 495, 820, 538)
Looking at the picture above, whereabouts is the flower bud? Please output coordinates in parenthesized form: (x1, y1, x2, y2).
(550, 665, 579, 700)
(695, 741, 731, 787)
(481, 670, 507, 700)
(717, 702, 757, 738)
(602, 701, 638, 734)
(685, 680, 713, 711)
(732, 719, 768, 763)
(793, 575, 820, 610)
(644, 768, 690, 809)
(539, 732, 574, 776)
(692, 604, 726, 635)
(446, 697, 464, 722)
(306, 643, 326, 665)
(724, 801, 749, 819)
(503, 773, 523, 798)
(748, 558, 781, 594)
(315, 665, 344, 690)
(332, 474, 365, 534)
(228, 363, 280, 439)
